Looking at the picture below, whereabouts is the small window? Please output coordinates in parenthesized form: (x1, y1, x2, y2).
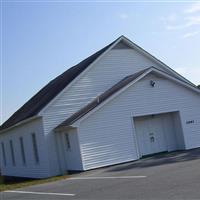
(9, 140, 16, 166)
(31, 133, 39, 164)
(1, 142, 6, 166)
(19, 137, 26, 165)
(65, 134, 71, 150)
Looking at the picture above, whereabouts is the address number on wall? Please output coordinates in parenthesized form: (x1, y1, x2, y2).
(186, 120, 195, 124)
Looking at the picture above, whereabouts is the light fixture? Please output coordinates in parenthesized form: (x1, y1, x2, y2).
(150, 80, 155, 87)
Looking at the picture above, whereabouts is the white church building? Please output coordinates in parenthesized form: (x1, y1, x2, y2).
(0, 36, 200, 178)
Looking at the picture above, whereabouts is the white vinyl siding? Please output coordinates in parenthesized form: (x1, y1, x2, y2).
(78, 74, 200, 170)
(64, 129, 83, 171)
(0, 118, 50, 178)
(0, 43, 199, 177)
(42, 48, 170, 174)
(42, 49, 169, 132)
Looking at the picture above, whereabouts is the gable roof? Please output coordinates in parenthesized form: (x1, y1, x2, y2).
(0, 38, 117, 131)
(1, 35, 197, 132)
(55, 68, 149, 130)
(55, 67, 200, 131)
(119, 37, 196, 87)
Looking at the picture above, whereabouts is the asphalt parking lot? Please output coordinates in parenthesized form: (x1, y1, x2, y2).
(1, 148, 200, 200)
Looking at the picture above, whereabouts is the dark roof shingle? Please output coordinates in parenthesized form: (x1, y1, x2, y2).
(0, 39, 116, 131)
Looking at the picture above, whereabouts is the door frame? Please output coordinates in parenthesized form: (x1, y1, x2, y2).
(132, 110, 181, 158)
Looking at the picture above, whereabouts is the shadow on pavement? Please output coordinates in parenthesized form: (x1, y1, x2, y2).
(107, 148, 200, 172)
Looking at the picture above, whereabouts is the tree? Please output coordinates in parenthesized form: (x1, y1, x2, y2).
(197, 85, 200, 89)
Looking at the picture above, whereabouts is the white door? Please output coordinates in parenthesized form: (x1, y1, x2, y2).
(135, 115, 167, 156)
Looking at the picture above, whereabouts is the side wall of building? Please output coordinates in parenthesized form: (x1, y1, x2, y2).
(78, 74, 200, 170)
(41, 48, 169, 176)
(0, 118, 50, 178)
(57, 128, 83, 171)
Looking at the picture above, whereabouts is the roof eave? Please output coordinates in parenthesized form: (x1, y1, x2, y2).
(54, 124, 78, 133)
(120, 36, 196, 87)
(38, 37, 124, 116)
(56, 67, 200, 130)
(0, 116, 41, 134)
(56, 68, 152, 130)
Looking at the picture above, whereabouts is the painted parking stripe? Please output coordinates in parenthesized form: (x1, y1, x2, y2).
(3, 190, 75, 196)
(69, 176, 147, 180)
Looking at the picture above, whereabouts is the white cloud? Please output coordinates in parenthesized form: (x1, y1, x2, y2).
(182, 31, 200, 39)
(165, 15, 200, 30)
(166, 24, 186, 30)
(175, 67, 200, 85)
(119, 13, 128, 19)
(163, 3, 200, 32)
(185, 15, 200, 26)
(184, 2, 200, 14)
(160, 14, 177, 22)
(168, 14, 177, 22)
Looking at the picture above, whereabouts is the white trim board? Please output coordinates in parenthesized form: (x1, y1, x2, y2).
(121, 36, 195, 86)
(38, 37, 121, 115)
(73, 67, 200, 127)
(39, 36, 195, 116)
(0, 116, 41, 134)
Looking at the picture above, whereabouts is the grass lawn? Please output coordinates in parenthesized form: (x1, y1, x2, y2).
(0, 175, 69, 192)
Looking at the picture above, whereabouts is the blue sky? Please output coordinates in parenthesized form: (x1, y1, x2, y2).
(1, 1, 200, 124)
